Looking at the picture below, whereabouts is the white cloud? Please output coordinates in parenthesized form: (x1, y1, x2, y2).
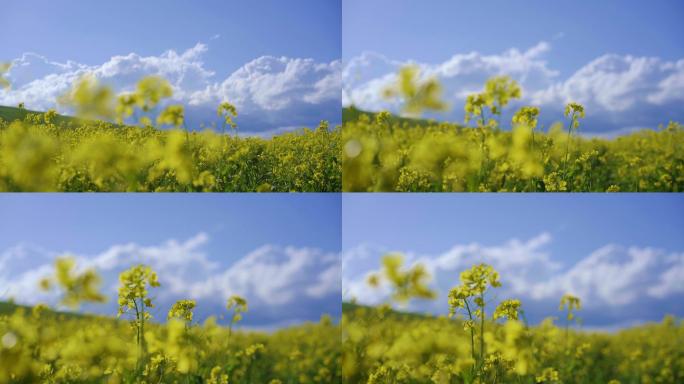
(188, 56, 341, 113)
(0, 234, 340, 325)
(343, 42, 558, 112)
(0, 43, 341, 131)
(307, 263, 342, 299)
(343, 43, 684, 133)
(648, 59, 684, 104)
(530, 55, 684, 112)
(527, 245, 666, 306)
(648, 252, 684, 298)
(343, 234, 684, 316)
(185, 244, 340, 306)
(0, 44, 214, 111)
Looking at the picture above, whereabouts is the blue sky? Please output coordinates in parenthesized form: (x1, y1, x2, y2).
(343, 0, 684, 135)
(3, 0, 340, 74)
(342, 194, 684, 330)
(0, 0, 341, 133)
(344, 0, 684, 75)
(0, 194, 341, 329)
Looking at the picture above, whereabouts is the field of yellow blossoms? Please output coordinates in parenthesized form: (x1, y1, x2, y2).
(0, 258, 340, 383)
(343, 70, 684, 192)
(0, 70, 340, 192)
(342, 256, 684, 384)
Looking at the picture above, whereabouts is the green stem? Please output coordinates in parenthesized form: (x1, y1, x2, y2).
(132, 299, 143, 372)
(477, 105, 488, 186)
(479, 293, 485, 363)
(479, 106, 487, 128)
(496, 105, 501, 129)
(563, 111, 576, 180)
(132, 299, 140, 346)
(565, 308, 570, 353)
(464, 299, 476, 378)
(531, 128, 535, 152)
(140, 298, 146, 356)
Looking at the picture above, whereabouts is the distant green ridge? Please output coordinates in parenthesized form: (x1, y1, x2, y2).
(343, 106, 461, 128)
(0, 105, 79, 125)
(0, 300, 86, 320)
(342, 301, 438, 322)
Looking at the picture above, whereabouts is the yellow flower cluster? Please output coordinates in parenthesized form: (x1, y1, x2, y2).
(168, 299, 197, 324)
(0, 63, 10, 89)
(382, 66, 448, 117)
(39, 256, 106, 309)
(367, 254, 437, 304)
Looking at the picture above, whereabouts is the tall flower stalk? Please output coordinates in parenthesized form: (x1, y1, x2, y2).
(562, 102, 585, 180)
(117, 264, 161, 368)
(448, 263, 521, 381)
(226, 295, 248, 338)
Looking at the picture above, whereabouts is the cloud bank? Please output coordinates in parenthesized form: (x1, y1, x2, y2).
(0, 234, 341, 328)
(343, 42, 684, 134)
(0, 43, 341, 133)
(343, 233, 684, 329)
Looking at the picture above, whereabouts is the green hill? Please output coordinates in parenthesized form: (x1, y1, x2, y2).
(0, 300, 87, 320)
(0, 105, 79, 125)
(343, 106, 458, 128)
(343, 301, 440, 322)
(0, 300, 21, 315)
